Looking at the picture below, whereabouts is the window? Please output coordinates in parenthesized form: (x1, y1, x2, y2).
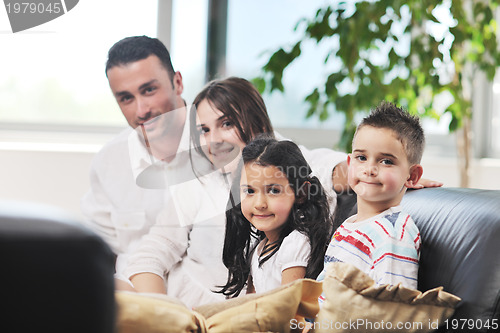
(490, 73, 500, 158)
(226, 0, 344, 130)
(169, 0, 208, 104)
(0, 0, 158, 128)
(224, 0, 499, 158)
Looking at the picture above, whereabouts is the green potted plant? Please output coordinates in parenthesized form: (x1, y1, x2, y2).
(254, 0, 500, 187)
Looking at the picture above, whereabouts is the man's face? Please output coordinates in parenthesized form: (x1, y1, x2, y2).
(107, 55, 183, 132)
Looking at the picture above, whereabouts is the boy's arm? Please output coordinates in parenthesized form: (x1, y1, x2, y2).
(372, 245, 419, 289)
(371, 215, 420, 289)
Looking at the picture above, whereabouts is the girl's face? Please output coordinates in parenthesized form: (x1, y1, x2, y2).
(240, 162, 296, 243)
(196, 99, 246, 173)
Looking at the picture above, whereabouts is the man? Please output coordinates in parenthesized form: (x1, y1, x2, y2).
(81, 36, 192, 283)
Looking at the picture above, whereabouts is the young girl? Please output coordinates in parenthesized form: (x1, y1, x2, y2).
(218, 136, 333, 297)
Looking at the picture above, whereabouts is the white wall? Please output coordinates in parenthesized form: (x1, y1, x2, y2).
(419, 156, 500, 190)
(1, 129, 499, 219)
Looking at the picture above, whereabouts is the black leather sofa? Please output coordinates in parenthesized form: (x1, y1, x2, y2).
(335, 187, 500, 333)
(0, 201, 116, 333)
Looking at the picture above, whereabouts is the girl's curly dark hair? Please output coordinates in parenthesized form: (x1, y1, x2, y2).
(217, 135, 333, 297)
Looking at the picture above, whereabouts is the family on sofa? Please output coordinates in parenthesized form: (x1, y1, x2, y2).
(78, 35, 500, 332)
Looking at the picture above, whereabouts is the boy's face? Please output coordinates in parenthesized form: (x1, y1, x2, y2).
(348, 125, 413, 208)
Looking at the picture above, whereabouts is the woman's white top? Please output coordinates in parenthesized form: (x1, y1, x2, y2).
(250, 230, 311, 293)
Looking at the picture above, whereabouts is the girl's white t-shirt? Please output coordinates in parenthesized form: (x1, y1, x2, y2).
(250, 230, 311, 293)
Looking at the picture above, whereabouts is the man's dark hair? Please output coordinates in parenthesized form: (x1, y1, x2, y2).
(105, 35, 175, 82)
(356, 101, 425, 165)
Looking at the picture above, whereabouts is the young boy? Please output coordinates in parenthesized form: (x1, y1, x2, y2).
(318, 102, 424, 294)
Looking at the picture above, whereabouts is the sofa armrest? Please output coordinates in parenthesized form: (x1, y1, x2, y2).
(402, 188, 500, 330)
(0, 201, 116, 333)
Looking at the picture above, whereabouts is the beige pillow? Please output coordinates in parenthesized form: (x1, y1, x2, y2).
(116, 279, 322, 333)
(196, 278, 323, 333)
(314, 262, 461, 333)
(115, 291, 207, 333)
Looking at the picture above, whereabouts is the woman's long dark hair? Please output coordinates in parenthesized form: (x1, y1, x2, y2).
(217, 136, 333, 297)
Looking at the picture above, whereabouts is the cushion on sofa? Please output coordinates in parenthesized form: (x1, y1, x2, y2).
(315, 262, 461, 333)
(116, 278, 322, 333)
(197, 278, 322, 332)
(116, 291, 207, 333)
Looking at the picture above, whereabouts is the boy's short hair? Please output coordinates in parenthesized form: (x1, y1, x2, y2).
(355, 102, 425, 165)
(105, 35, 175, 81)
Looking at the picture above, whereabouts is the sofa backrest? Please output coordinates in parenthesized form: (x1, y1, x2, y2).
(402, 188, 500, 330)
(0, 201, 116, 333)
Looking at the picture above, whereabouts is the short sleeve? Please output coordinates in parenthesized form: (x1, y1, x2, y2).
(277, 230, 311, 272)
(370, 212, 420, 289)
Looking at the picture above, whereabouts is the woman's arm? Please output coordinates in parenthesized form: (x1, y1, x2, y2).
(281, 266, 306, 286)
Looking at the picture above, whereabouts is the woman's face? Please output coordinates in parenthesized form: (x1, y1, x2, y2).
(195, 99, 246, 173)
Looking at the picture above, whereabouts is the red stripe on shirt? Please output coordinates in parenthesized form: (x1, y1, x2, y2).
(400, 215, 410, 240)
(355, 229, 376, 248)
(335, 234, 372, 257)
(375, 220, 391, 236)
(373, 252, 419, 266)
(414, 233, 420, 244)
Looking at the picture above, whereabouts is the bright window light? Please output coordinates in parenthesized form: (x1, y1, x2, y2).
(0, 0, 158, 127)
